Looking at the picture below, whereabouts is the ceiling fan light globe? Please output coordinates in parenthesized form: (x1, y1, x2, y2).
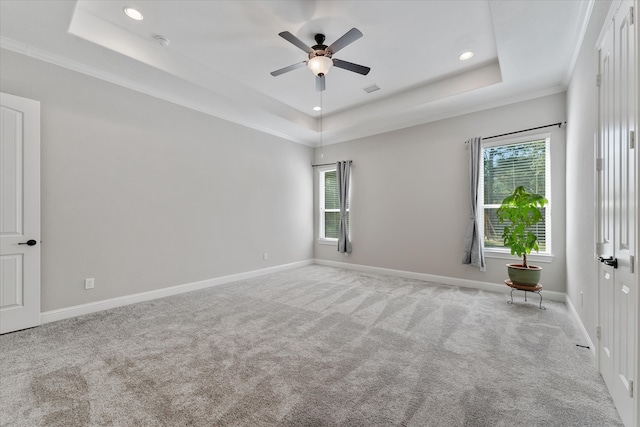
(308, 56, 333, 76)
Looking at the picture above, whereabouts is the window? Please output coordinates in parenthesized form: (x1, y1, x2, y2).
(318, 167, 349, 242)
(480, 135, 551, 254)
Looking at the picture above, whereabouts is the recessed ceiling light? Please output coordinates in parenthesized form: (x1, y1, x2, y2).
(313, 106, 322, 111)
(459, 51, 474, 61)
(123, 7, 143, 21)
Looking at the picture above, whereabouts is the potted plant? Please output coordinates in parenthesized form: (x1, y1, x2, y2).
(496, 186, 548, 286)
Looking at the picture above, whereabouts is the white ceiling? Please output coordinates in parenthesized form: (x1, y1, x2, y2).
(0, 0, 592, 146)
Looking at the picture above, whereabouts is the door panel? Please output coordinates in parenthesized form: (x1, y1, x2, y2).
(600, 266, 615, 379)
(1, 255, 24, 307)
(0, 92, 40, 334)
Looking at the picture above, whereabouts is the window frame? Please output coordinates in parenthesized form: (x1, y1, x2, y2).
(318, 165, 349, 245)
(479, 133, 553, 261)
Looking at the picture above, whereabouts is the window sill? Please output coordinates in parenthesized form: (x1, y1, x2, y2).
(484, 249, 554, 264)
(318, 238, 338, 246)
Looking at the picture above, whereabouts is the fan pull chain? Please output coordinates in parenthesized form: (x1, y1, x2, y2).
(319, 90, 324, 158)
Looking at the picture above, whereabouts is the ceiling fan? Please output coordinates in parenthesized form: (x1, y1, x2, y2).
(270, 28, 371, 92)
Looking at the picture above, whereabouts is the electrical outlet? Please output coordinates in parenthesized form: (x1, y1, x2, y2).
(263, 253, 269, 261)
(85, 278, 95, 290)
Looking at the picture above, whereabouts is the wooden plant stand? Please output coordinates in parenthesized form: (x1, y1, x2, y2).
(504, 280, 545, 310)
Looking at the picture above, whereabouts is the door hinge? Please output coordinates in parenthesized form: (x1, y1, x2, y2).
(596, 158, 603, 171)
(596, 74, 601, 87)
(630, 380, 634, 398)
(630, 130, 636, 149)
(630, 255, 635, 273)
(596, 326, 601, 340)
(630, 6, 634, 25)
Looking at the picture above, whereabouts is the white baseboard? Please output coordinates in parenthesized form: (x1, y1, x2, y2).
(565, 294, 597, 363)
(313, 259, 567, 303)
(41, 260, 313, 324)
(42, 258, 568, 325)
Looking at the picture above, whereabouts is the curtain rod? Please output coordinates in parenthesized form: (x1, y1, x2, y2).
(311, 160, 352, 167)
(477, 121, 566, 141)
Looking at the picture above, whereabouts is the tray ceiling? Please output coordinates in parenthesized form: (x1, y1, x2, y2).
(0, 0, 592, 145)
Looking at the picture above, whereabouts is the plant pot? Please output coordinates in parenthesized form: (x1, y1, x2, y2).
(507, 264, 542, 286)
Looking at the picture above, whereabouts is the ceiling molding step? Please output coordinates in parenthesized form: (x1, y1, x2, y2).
(323, 61, 503, 133)
(562, 0, 596, 86)
(0, 37, 316, 146)
(319, 85, 567, 146)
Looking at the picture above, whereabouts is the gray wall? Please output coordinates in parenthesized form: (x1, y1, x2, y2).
(314, 93, 568, 293)
(566, 0, 612, 343)
(2, 32, 592, 313)
(1, 49, 314, 312)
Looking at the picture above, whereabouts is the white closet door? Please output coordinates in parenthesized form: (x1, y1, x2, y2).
(597, 16, 616, 396)
(597, 2, 637, 426)
(611, 2, 637, 425)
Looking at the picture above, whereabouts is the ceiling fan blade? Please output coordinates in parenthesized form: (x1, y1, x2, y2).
(332, 59, 371, 75)
(316, 75, 326, 92)
(327, 28, 363, 54)
(270, 61, 307, 76)
(278, 31, 314, 54)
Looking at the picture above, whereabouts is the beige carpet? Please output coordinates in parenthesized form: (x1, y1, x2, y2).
(0, 265, 623, 426)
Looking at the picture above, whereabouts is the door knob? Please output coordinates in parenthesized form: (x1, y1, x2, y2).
(599, 256, 618, 268)
(18, 239, 37, 246)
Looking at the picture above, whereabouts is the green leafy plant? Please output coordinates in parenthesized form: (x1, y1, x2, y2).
(496, 186, 548, 268)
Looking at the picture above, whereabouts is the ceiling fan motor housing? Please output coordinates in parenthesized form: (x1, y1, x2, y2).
(310, 34, 332, 60)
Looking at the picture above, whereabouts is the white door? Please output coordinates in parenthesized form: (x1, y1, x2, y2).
(597, 17, 616, 389)
(0, 92, 41, 334)
(597, 2, 637, 426)
(611, 2, 637, 424)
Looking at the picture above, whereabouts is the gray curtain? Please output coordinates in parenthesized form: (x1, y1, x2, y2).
(462, 137, 485, 271)
(336, 161, 352, 254)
